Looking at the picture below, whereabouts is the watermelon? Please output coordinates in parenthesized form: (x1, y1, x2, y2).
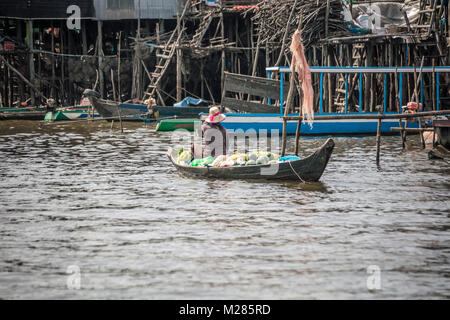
(248, 152, 258, 161)
(256, 155, 269, 165)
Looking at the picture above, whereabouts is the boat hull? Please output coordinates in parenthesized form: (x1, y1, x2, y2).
(220, 113, 422, 136)
(156, 119, 199, 132)
(167, 138, 335, 182)
(45, 110, 102, 121)
(88, 96, 208, 121)
(155, 106, 210, 118)
(0, 107, 47, 120)
(434, 119, 450, 149)
(87, 96, 146, 121)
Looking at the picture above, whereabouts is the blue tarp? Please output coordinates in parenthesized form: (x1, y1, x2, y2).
(174, 97, 209, 108)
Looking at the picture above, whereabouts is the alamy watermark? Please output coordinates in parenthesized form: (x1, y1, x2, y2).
(67, 5, 81, 31)
(66, 265, 81, 290)
(366, 265, 381, 291)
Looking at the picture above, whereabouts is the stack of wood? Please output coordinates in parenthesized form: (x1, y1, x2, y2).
(252, 0, 348, 49)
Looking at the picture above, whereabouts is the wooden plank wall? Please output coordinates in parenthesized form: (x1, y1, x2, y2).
(221, 72, 287, 113)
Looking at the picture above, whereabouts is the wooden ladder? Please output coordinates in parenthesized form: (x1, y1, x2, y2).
(191, 11, 215, 46)
(352, 44, 364, 67)
(143, 0, 192, 101)
(413, 0, 441, 37)
(333, 75, 346, 113)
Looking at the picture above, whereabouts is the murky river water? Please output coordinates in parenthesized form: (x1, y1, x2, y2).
(0, 120, 449, 299)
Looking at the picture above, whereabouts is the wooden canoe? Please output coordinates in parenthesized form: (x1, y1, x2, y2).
(167, 138, 335, 181)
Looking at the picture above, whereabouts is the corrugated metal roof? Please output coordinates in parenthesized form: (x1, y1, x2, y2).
(0, 0, 95, 19)
(93, 0, 179, 21)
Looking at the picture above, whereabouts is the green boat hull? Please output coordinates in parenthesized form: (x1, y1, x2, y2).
(156, 119, 200, 132)
(45, 110, 101, 121)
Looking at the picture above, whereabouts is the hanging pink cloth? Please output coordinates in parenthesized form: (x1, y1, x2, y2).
(290, 29, 314, 126)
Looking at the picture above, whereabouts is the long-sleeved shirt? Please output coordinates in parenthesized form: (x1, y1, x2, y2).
(201, 121, 228, 158)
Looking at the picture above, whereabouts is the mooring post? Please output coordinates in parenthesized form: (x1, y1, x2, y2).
(111, 70, 123, 133)
(394, 69, 405, 149)
(376, 110, 382, 165)
(281, 117, 288, 157)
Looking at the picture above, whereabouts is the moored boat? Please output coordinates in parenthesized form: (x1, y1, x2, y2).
(0, 107, 47, 120)
(218, 112, 422, 136)
(44, 99, 102, 121)
(156, 118, 200, 132)
(428, 118, 450, 159)
(167, 138, 335, 181)
(83, 89, 149, 121)
(83, 89, 210, 121)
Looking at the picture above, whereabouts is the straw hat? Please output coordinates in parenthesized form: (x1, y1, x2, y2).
(206, 106, 226, 123)
(144, 97, 156, 107)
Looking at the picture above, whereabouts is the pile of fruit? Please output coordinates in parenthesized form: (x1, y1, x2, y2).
(176, 148, 300, 168)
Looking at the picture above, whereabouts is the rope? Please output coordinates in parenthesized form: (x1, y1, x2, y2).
(288, 160, 306, 183)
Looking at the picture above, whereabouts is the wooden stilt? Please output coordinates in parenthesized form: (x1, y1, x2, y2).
(97, 20, 104, 98)
(412, 57, 426, 149)
(294, 116, 302, 156)
(176, 0, 182, 102)
(27, 20, 35, 106)
(394, 69, 405, 149)
(17, 20, 25, 102)
(60, 21, 65, 104)
(221, 11, 226, 94)
(117, 31, 122, 102)
(376, 111, 382, 165)
(81, 20, 88, 55)
(0, 55, 47, 101)
(111, 69, 123, 133)
(281, 117, 288, 157)
(51, 21, 55, 99)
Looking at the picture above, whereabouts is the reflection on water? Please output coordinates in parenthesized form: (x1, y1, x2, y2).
(0, 120, 449, 299)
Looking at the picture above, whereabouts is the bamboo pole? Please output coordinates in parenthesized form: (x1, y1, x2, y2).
(281, 117, 288, 157)
(412, 57, 426, 148)
(111, 69, 123, 133)
(221, 10, 226, 93)
(60, 21, 65, 104)
(391, 127, 433, 133)
(97, 21, 104, 98)
(28, 20, 35, 106)
(376, 110, 382, 165)
(82, 20, 88, 55)
(394, 69, 406, 149)
(273, 0, 298, 68)
(117, 31, 122, 103)
(176, 0, 182, 102)
(51, 21, 55, 99)
(294, 94, 302, 156)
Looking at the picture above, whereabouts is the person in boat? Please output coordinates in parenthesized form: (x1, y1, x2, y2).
(46, 98, 56, 113)
(145, 97, 157, 118)
(146, 97, 156, 111)
(191, 106, 228, 158)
